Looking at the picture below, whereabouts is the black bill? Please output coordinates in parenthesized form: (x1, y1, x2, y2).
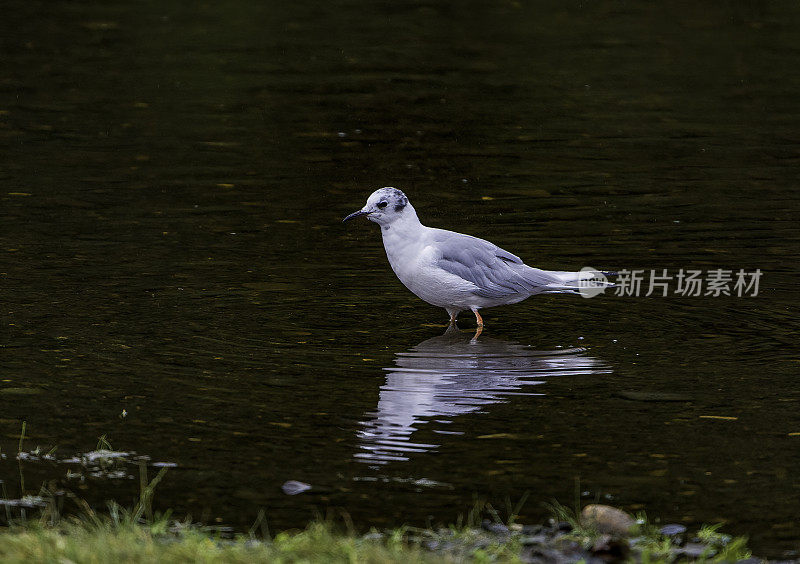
(342, 209, 369, 222)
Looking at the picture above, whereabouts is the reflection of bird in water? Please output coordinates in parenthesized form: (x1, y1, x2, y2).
(355, 326, 609, 465)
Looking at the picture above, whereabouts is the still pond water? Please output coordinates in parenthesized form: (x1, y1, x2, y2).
(1, 0, 799, 557)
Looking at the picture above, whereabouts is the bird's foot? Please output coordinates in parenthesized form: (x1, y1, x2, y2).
(470, 325, 483, 343)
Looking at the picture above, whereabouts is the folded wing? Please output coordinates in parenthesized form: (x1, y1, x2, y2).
(431, 230, 571, 299)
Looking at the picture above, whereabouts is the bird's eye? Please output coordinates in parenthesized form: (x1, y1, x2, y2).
(377, 201, 388, 209)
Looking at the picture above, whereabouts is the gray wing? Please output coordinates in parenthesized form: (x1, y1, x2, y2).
(432, 230, 567, 298)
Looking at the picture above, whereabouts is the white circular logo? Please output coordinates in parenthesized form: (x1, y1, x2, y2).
(577, 266, 610, 298)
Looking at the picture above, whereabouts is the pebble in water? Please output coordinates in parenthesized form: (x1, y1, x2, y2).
(281, 480, 312, 495)
(660, 523, 687, 536)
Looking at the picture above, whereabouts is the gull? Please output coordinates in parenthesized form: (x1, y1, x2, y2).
(343, 187, 613, 328)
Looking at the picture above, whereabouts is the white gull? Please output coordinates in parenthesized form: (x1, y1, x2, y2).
(343, 187, 613, 328)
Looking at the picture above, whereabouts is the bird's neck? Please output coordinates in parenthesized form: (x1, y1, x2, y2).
(380, 204, 427, 271)
(380, 204, 424, 242)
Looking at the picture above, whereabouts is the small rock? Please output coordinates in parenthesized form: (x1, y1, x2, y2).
(556, 521, 573, 533)
(521, 524, 545, 535)
(677, 542, 711, 558)
(581, 505, 636, 536)
(423, 540, 439, 551)
(281, 480, 311, 495)
(482, 519, 510, 535)
(660, 524, 687, 536)
(520, 534, 548, 546)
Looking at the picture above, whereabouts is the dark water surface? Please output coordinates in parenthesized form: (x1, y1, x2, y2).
(2, 0, 799, 556)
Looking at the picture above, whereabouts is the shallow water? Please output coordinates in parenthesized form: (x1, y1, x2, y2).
(2, 0, 799, 556)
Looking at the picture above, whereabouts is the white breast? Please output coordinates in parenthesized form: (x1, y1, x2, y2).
(382, 227, 478, 309)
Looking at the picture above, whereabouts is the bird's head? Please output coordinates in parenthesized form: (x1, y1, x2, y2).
(342, 187, 410, 226)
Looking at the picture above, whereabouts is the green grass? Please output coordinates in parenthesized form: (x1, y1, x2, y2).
(0, 500, 525, 563)
(0, 465, 506, 563)
(0, 501, 756, 564)
(0, 519, 443, 564)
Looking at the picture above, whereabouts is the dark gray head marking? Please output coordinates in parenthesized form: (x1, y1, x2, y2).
(392, 189, 408, 212)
